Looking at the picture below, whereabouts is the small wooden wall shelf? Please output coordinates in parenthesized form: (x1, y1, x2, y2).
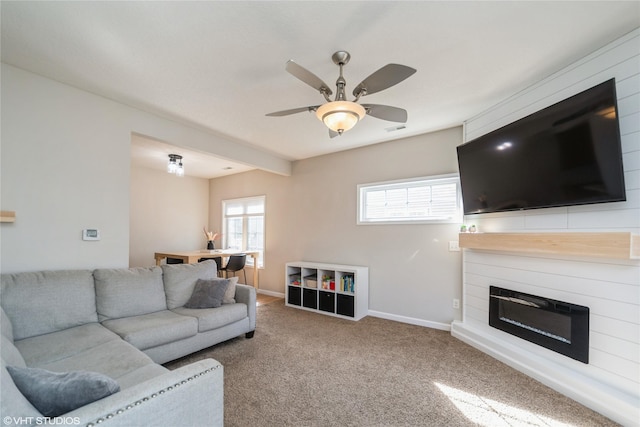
(0, 211, 16, 223)
(459, 232, 639, 260)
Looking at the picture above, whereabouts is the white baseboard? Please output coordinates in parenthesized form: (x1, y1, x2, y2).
(367, 310, 451, 331)
(256, 289, 285, 298)
(451, 321, 639, 426)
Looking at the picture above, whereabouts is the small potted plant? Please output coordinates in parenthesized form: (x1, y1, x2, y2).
(203, 227, 220, 250)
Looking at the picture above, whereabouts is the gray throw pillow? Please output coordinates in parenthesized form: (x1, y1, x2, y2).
(223, 276, 238, 304)
(184, 278, 230, 309)
(7, 366, 120, 417)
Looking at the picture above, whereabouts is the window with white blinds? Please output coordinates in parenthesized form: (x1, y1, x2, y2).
(357, 174, 462, 224)
(222, 196, 265, 267)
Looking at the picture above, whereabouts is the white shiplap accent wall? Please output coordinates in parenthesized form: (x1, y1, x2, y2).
(452, 29, 640, 426)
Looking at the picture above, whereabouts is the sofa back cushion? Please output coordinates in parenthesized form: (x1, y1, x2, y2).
(2, 307, 14, 342)
(2, 335, 25, 368)
(1, 306, 30, 417)
(162, 261, 218, 309)
(0, 306, 24, 367)
(1, 270, 97, 340)
(94, 267, 166, 321)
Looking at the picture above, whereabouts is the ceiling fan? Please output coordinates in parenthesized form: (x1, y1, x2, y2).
(266, 51, 416, 138)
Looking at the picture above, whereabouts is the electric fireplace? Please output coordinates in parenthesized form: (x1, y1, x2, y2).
(489, 286, 589, 363)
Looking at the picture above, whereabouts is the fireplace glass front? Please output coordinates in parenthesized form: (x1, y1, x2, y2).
(489, 286, 589, 363)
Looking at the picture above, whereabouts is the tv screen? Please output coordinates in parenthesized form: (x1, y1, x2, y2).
(457, 78, 626, 215)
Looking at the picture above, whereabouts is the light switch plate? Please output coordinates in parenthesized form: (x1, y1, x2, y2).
(82, 229, 100, 241)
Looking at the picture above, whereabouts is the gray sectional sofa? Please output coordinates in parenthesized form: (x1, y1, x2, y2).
(0, 260, 256, 426)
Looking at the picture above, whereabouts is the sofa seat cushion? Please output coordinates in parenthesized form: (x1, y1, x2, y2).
(1, 269, 97, 340)
(102, 310, 198, 350)
(172, 303, 248, 332)
(15, 323, 120, 367)
(113, 363, 169, 390)
(35, 339, 157, 382)
(94, 266, 167, 321)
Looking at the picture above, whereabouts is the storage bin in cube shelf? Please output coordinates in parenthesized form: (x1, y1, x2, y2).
(304, 275, 317, 288)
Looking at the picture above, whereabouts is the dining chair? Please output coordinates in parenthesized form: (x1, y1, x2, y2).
(219, 254, 247, 283)
(167, 257, 221, 278)
(212, 257, 224, 277)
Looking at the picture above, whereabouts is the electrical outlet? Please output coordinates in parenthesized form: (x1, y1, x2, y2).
(448, 241, 460, 252)
(452, 299, 460, 309)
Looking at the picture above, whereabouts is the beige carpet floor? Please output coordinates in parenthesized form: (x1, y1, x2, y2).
(165, 299, 617, 427)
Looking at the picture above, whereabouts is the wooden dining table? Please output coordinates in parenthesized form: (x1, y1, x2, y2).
(154, 250, 260, 288)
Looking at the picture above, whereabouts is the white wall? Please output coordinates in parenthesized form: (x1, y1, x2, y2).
(0, 63, 291, 274)
(129, 166, 210, 267)
(453, 29, 640, 425)
(1, 64, 130, 271)
(209, 127, 464, 327)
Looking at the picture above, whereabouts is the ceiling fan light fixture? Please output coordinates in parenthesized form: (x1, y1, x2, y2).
(267, 52, 415, 137)
(316, 101, 365, 134)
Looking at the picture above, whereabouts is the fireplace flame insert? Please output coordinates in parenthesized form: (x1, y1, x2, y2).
(489, 286, 589, 363)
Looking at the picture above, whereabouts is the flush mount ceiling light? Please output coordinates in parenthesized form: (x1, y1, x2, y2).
(167, 154, 184, 177)
(267, 51, 416, 138)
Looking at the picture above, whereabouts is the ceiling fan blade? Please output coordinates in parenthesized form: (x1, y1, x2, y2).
(329, 129, 340, 138)
(362, 104, 408, 123)
(353, 64, 416, 97)
(286, 60, 333, 96)
(266, 106, 319, 117)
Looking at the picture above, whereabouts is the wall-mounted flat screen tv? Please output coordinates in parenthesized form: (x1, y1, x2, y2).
(457, 78, 626, 215)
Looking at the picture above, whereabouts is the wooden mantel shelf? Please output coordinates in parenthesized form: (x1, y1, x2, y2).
(0, 211, 15, 223)
(459, 232, 639, 260)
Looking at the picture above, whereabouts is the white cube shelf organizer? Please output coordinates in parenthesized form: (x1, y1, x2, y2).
(285, 261, 369, 320)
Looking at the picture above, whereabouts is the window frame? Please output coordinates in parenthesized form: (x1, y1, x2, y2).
(357, 173, 462, 225)
(221, 195, 266, 268)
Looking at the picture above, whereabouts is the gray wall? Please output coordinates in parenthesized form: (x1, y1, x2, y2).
(1, 61, 463, 327)
(209, 127, 464, 327)
(0, 63, 290, 273)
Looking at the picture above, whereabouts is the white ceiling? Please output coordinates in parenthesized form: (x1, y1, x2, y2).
(2, 1, 638, 178)
(130, 134, 255, 179)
